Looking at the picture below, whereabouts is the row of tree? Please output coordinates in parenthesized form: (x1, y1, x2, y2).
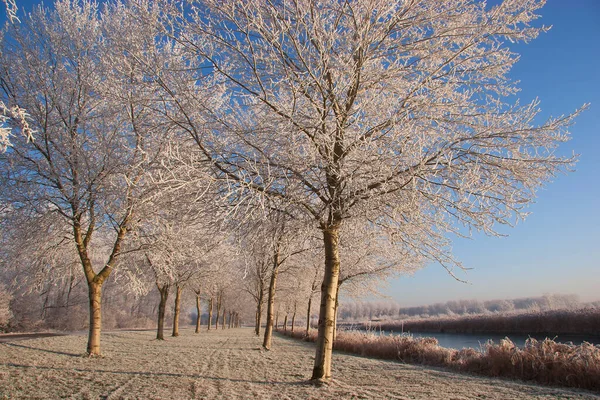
(0, 0, 580, 383)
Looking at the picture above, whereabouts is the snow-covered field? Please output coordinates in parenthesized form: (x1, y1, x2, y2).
(0, 328, 597, 399)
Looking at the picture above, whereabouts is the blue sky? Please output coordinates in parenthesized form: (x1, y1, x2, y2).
(383, 0, 600, 306)
(2, 1, 599, 306)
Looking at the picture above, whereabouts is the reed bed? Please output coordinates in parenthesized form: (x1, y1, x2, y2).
(276, 329, 600, 392)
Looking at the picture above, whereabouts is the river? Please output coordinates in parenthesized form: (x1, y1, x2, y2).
(368, 330, 600, 350)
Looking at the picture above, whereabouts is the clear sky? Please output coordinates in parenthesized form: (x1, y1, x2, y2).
(382, 0, 600, 306)
(2, 1, 599, 306)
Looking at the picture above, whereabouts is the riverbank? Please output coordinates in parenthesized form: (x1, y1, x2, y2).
(362, 307, 600, 335)
(370, 330, 600, 350)
(277, 328, 600, 392)
(2, 328, 597, 399)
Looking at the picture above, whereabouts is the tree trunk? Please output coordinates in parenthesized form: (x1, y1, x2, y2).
(221, 308, 226, 330)
(76, 206, 131, 356)
(262, 248, 280, 350)
(291, 303, 297, 333)
(228, 311, 232, 329)
(195, 294, 201, 333)
(255, 309, 260, 335)
(86, 281, 103, 355)
(215, 293, 221, 330)
(332, 291, 340, 341)
(207, 297, 213, 331)
(172, 285, 182, 337)
(283, 313, 288, 332)
(311, 224, 341, 383)
(157, 284, 170, 340)
(255, 294, 263, 336)
(306, 295, 312, 336)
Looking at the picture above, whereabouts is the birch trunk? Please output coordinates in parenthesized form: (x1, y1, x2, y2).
(311, 224, 341, 382)
(157, 285, 169, 340)
(221, 308, 226, 329)
(172, 285, 182, 337)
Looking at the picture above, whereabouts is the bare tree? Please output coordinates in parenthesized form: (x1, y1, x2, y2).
(168, 0, 583, 381)
(0, 0, 173, 354)
(259, 214, 313, 350)
(239, 229, 271, 336)
(144, 253, 172, 341)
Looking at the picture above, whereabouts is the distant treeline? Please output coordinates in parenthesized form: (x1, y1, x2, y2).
(338, 294, 597, 321)
(369, 307, 600, 336)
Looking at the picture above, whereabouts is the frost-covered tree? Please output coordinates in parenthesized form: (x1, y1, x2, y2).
(256, 213, 313, 350)
(169, 0, 583, 381)
(0, 208, 88, 330)
(122, 197, 226, 338)
(0, 0, 172, 355)
(1, 0, 19, 23)
(300, 250, 324, 336)
(0, 101, 33, 153)
(0, 0, 35, 153)
(239, 227, 272, 336)
(0, 283, 12, 331)
(188, 245, 226, 333)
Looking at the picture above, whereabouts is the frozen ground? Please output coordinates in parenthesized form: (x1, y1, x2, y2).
(0, 327, 598, 399)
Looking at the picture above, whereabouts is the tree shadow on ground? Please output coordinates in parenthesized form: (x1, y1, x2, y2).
(0, 333, 66, 343)
(3, 342, 81, 357)
(1, 362, 314, 386)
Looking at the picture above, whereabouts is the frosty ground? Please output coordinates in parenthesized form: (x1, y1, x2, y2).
(0, 328, 597, 400)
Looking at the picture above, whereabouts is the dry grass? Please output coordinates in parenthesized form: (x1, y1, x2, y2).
(2, 328, 598, 399)
(468, 338, 600, 390)
(278, 329, 600, 392)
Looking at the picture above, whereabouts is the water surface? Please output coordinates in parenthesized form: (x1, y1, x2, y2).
(371, 330, 600, 350)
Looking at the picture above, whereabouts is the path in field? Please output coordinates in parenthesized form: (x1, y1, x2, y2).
(0, 328, 598, 399)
